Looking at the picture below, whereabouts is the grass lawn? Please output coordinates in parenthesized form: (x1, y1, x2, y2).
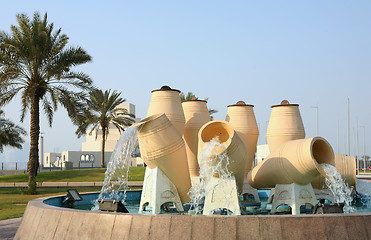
(0, 167, 146, 182)
(0, 187, 102, 220)
(0, 167, 146, 221)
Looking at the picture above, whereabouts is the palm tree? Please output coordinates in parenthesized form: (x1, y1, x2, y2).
(0, 110, 27, 152)
(0, 12, 93, 193)
(75, 89, 135, 168)
(180, 91, 218, 120)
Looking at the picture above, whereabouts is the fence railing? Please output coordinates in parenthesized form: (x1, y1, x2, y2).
(0, 162, 28, 171)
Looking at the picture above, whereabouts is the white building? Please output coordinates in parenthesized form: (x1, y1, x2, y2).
(255, 144, 270, 166)
(43, 103, 143, 169)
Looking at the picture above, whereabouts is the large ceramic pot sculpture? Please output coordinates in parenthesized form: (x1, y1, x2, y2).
(226, 101, 259, 177)
(198, 120, 247, 192)
(266, 100, 305, 153)
(137, 113, 191, 203)
(247, 137, 335, 188)
(311, 154, 356, 189)
(182, 100, 211, 177)
(146, 86, 185, 135)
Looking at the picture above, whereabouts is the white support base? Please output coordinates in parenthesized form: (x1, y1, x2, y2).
(191, 176, 200, 187)
(203, 176, 241, 215)
(313, 189, 335, 203)
(270, 183, 317, 215)
(139, 167, 184, 214)
(242, 180, 260, 203)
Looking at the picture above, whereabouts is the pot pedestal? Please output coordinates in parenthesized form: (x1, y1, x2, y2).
(270, 183, 317, 215)
(203, 176, 241, 215)
(313, 189, 335, 203)
(191, 176, 200, 187)
(139, 167, 184, 214)
(242, 180, 260, 203)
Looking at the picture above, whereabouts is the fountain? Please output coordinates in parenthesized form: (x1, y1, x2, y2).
(15, 87, 371, 239)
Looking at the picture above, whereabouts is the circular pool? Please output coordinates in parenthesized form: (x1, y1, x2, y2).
(15, 190, 371, 239)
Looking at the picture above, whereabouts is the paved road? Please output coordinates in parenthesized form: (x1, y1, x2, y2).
(0, 218, 22, 240)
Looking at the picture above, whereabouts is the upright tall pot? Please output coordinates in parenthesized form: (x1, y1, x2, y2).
(226, 101, 259, 177)
(198, 120, 247, 192)
(146, 86, 185, 135)
(182, 100, 210, 177)
(266, 101, 305, 153)
(137, 113, 191, 203)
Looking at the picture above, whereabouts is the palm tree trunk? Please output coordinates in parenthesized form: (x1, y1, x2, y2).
(101, 128, 106, 168)
(28, 96, 40, 194)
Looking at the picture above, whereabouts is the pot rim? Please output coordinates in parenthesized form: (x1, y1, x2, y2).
(151, 88, 181, 93)
(271, 104, 299, 108)
(182, 99, 207, 103)
(199, 120, 234, 146)
(227, 104, 254, 107)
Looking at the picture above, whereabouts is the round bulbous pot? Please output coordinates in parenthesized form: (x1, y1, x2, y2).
(226, 103, 259, 177)
(266, 103, 305, 153)
(136, 113, 191, 203)
(197, 120, 247, 193)
(311, 154, 356, 189)
(182, 100, 211, 177)
(247, 137, 335, 189)
(146, 86, 185, 135)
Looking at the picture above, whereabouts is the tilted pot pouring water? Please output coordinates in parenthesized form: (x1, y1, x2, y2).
(136, 113, 191, 203)
(248, 137, 335, 188)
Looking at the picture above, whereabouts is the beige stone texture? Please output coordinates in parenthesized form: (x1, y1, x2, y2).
(248, 137, 334, 188)
(281, 216, 326, 240)
(214, 216, 237, 240)
(149, 215, 171, 240)
(15, 194, 371, 240)
(169, 216, 192, 240)
(191, 216, 214, 240)
(236, 216, 260, 240)
(137, 113, 191, 203)
(146, 87, 185, 135)
(198, 120, 247, 193)
(226, 103, 259, 176)
(111, 214, 132, 240)
(129, 215, 152, 240)
(182, 100, 210, 177)
(33, 208, 61, 240)
(266, 103, 305, 153)
(52, 210, 74, 239)
(258, 216, 283, 240)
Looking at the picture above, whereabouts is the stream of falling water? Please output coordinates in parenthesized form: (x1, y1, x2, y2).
(91, 126, 138, 210)
(188, 136, 234, 215)
(320, 163, 355, 213)
(355, 179, 371, 209)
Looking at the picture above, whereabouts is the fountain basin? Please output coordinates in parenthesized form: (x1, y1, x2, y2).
(15, 191, 371, 239)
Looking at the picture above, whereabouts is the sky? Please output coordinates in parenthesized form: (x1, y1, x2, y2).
(0, 1, 370, 164)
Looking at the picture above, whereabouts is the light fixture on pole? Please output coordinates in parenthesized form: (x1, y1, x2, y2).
(347, 98, 350, 157)
(361, 126, 366, 173)
(311, 105, 319, 136)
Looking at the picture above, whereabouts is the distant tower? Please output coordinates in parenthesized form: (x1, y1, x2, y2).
(40, 134, 44, 169)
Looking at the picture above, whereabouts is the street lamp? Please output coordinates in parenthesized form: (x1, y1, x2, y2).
(361, 126, 366, 173)
(311, 105, 319, 136)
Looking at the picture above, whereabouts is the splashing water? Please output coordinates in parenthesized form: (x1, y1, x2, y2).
(355, 179, 371, 209)
(91, 126, 138, 210)
(188, 136, 234, 215)
(321, 163, 355, 213)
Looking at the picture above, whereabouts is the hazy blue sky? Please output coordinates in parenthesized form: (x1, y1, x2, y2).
(0, 1, 370, 163)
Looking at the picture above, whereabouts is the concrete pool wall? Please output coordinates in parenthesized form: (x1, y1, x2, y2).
(15, 194, 371, 240)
